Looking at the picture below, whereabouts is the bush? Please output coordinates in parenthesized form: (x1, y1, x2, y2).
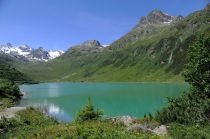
(183, 35, 210, 98)
(168, 123, 210, 139)
(156, 90, 209, 124)
(75, 97, 103, 122)
(155, 35, 210, 124)
(0, 79, 21, 99)
(2, 108, 158, 138)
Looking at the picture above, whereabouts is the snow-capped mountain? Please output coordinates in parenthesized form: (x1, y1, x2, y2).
(0, 43, 64, 62)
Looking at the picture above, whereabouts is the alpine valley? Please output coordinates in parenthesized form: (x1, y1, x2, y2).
(1, 5, 210, 82)
(1, 2, 210, 139)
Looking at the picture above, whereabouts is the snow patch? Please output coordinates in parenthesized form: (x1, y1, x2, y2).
(102, 44, 110, 47)
(49, 50, 64, 59)
(163, 20, 173, 25)
(0, 44, 64, 62)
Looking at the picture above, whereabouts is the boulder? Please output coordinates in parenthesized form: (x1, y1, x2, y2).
(128, 124, 153, 133)
(108, 115, 136, 126)
(152, 125, 167, 135)
(0, 102, 3, 106)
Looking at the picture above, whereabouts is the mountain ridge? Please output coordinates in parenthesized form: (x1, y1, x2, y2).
(7, 5, 210, 82)
(0, 43, 64, 62)
(109, 9, 184, 49)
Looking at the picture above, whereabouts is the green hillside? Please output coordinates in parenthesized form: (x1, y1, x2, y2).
(0, 54, 32, 83)
(0, 54, 33, 110)
(17, 5, 210, 82)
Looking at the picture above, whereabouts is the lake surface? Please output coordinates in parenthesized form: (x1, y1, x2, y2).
(19, 82, 189, 122)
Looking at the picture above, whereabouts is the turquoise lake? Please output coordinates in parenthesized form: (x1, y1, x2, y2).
(19, 82, 189, 122)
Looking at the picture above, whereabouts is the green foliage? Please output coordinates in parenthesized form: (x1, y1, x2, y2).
(156, 90, 209, 124)
(29, 121, 159, 139)
(0, 107, 58, 138)
(168, 123, 210, 139)
(148, 113, 153, 121)
(0, 79, 21, 99)
(1, 108, 159, 139)
(156, 35, 210, 124)
(75, 97, 103, 122)
(0, 56, 34, 110)
(183, 35, 210, 98)
(0, 98, 14, 111)
(134, 117, 160, 129)
(0, 64, 32, 83)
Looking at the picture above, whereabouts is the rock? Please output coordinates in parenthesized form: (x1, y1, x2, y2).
(20, 91, 26, 96)
(110, 9, 184, 49)
(128, 124, 153, 133)
(66, 40, 104, 56)
(161, 61, 165, 65)
(128, 124, 167, 135)
(153, 125, 167, 135)
(146, 9, 175, 24)
(0, 102, 3, 106)
(82, 40, 102, 48)
(108, 115, 136, 126)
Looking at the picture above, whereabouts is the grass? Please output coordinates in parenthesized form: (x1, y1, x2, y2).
(168, 123, 210, 139)
(1, 108, 162, 139)
(17, 25, 210, 83)
(2, 107, 209, 138)
(0, 98, 14, 111)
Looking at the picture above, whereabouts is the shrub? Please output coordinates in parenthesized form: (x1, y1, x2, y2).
(155, 35, 210, 124)
(156, 90, 209, 124)
(0, 79, 21, 99)
(75, 97, 103, 122)
(168, 123, 210, 139)
(183, 34, 210, 98)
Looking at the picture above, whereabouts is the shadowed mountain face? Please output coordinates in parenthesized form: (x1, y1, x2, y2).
(8, 5, 210, 82)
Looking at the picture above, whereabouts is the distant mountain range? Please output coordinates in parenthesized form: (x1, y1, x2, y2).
(0, 41, 110, 62)
(1, 4, 210, 82)
(0, 43, 64, 62)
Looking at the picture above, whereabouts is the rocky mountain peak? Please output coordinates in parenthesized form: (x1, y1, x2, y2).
(111, 9, 184, 49)
(6, 43, 12, 47)
(140, 9, 174, 24)
(81, 40, 102, 48)
(37, 47, 45, 51)
(0, 43, 12, 49)
(149, 9, 164, 16)
(66, 40, 104, 56)
(174, 15, 184, 22)
(0, 43, 64, 62)
(18, 44, 31, 51)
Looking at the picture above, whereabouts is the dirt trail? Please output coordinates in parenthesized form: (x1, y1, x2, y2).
(0, 107, 26, 120)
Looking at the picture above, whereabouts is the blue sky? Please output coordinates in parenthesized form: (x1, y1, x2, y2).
(0, 0, 208, 50)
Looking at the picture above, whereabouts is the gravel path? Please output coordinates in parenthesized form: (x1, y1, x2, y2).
(0, 107, 26, 120)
